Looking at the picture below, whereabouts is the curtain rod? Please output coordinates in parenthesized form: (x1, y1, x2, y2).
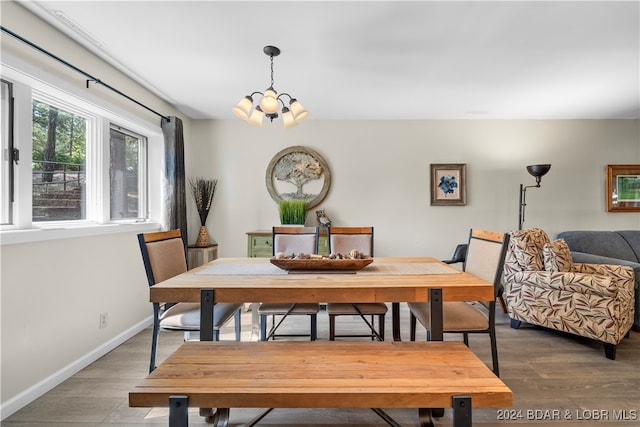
(1, 26, 171, 122)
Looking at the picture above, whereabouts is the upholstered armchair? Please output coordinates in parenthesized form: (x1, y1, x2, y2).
(503, 228, 635, 360)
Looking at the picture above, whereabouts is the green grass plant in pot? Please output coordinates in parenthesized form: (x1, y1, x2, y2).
(279, 199, 307, 225)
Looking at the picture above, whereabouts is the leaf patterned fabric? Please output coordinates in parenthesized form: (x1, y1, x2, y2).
(503, 229, 635, 345)
(543, 238, 574, 272)
(507, 228, 549, 271)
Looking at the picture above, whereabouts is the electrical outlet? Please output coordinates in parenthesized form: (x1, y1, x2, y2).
(99, 312, 108, 329)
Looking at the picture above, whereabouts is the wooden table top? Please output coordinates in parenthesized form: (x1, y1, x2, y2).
(149, 257, 495, 304)
(129, 341, 513, 409)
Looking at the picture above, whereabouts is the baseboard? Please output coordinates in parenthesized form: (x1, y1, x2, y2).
(0, 316, 152, 420)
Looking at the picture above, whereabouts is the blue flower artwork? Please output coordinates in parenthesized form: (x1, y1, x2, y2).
(438, 175, 458, 196)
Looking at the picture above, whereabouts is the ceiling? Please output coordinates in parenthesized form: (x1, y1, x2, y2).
(20, 1, 640, 121)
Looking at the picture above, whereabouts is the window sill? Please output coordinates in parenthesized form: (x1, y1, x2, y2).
(0, 222, 161, 245)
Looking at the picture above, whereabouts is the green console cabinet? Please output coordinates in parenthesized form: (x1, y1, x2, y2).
(246, 230, 328, 257)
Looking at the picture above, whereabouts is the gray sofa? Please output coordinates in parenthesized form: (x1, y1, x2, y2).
(557, 230, 640, 329)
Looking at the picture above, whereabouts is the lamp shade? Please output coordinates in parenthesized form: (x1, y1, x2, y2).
(231, 96, 253, 120)
(527, 164, 551, 178)
(289, 99, 309, 122)
(281, 107, 296, 128)
(248, 106, 264, 127)
(259, 89, 279, 114)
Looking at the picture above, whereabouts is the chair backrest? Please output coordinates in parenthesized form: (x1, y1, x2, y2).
(327, 226, 374, 257)
(504, 228, 550, 275)
(138, 229, 187, 286)
(272, 226, 319, 255)
(442, 243, 467, 264)
(463, 229, 510, 298)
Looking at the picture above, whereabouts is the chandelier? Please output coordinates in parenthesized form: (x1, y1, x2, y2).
(232, 45, 309, 128)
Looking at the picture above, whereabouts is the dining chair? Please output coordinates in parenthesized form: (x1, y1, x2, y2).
(258, 226, 320, 341)
(407, 229, 510, 375)
(442, 243, 467, 265)
(441, 242, 506, 313)
(326, 226, 388, 341)
(138, 229, 242, 373)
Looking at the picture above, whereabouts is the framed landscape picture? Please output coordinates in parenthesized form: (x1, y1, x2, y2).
(606, 164, 640, 212)
(430, 163, 466, 206)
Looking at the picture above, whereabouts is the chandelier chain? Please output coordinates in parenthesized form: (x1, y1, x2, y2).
(270, 55, 275, 89)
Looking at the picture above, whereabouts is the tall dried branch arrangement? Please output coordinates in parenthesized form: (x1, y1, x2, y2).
(189, 177, 217, 226)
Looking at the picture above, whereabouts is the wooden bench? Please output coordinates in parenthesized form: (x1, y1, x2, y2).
(129, 340, 512, 427)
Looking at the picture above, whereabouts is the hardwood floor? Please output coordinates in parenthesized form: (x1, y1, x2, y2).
(3, 305, 639, 426)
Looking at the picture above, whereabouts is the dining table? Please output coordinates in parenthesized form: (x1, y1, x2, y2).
(134, 256, 509, 427)
(148, 256, 496, 341)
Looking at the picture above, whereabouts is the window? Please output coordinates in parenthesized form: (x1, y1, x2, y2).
(110, 125, 147, 220)
(1, 80, 14, 225)
(32, 99, 87, 222)
(0, 70, 159, 235)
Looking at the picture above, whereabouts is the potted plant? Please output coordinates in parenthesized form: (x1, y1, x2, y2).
(279, 199, 307, 225)
(189, 177, 217, 246)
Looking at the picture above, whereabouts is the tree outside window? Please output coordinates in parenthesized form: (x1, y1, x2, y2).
(32, 99, 87, 221)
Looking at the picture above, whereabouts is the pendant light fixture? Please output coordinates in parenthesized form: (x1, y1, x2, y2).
(232, 45, 309, 128)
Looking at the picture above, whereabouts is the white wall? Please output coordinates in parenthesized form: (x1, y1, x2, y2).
(1, 231, 151, 398)
(191, 119, 640, 260)
(0, 1, 188, 417)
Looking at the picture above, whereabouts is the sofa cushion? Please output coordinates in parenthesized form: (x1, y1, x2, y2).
(557, 231, 638, 263)
(543, 239, 573, 272)
(617, 230, 640, 263)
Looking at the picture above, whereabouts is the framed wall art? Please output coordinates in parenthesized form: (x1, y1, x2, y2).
(265, 145, 331, 209)
(430, 163, 466, 206)
(606, 164, 640, 212)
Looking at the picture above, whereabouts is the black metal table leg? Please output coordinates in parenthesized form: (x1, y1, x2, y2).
(418, 408, 435, 427)
(245, 408, 274, 427)
(371, 408, 402, 426)
(169, 395, 188, 427)
(392, 302, 401, 341)
(428, 288, 443, 341)
(422, 288, 444, 422)
(452, 396, 472, 427)
(197, 289, 230, 425)
(200, 288, 215, 341)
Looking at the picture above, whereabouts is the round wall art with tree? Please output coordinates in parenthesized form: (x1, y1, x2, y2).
(265, 145, 331, 209)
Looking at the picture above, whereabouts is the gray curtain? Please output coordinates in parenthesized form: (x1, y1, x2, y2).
(161, 116, 187, 251)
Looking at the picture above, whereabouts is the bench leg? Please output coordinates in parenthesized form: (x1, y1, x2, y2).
(169, 396, 188, 427)
(452, 396, 472, 427)
(205, 407, 230, 426)
(418, 408, 434, 427)
(418, 407, 445, 426)
(371, 408, 402, 427)
(245, 408, 274, 427)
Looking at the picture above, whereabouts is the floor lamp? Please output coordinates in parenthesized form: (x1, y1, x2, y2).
(518, 164, 551, 230)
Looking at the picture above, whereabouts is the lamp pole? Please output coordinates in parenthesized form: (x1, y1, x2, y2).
(519, 183, 540, 230)
(518, 164, 551, 230)
(519, 184, 525, 230)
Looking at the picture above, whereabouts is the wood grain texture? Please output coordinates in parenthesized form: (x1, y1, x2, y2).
(150, 257, 495, 304)
(129, 341, 512, 409)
